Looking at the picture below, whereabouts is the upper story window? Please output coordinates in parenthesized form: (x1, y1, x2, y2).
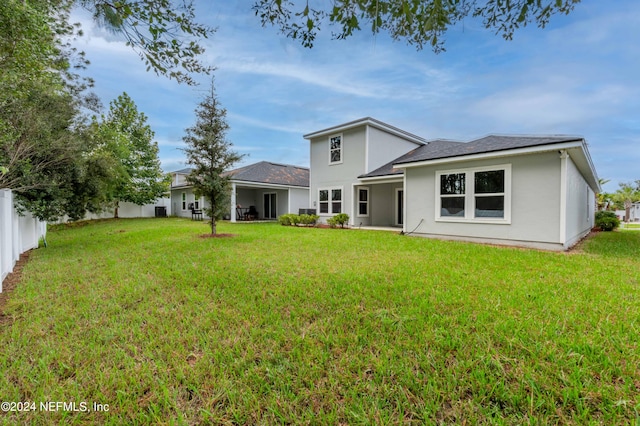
(329, 134, 343, 165)
(436, 164, 511, 223)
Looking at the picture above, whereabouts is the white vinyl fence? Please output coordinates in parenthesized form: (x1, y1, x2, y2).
(56, 197, 172, 223)
(0, 189, 47, 290)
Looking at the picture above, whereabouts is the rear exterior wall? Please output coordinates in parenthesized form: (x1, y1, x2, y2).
(404, 151, 564, 248)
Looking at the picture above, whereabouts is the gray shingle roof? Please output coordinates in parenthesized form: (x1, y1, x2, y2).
(360, 135, 583, 178)
(359, 139, 465, 178)
(223, 161, 309, 187)
(395, 135, 583, 165)
(171, 167, 194, 175)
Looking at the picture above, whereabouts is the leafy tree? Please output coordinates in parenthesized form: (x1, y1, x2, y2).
(0, 0, 103, 221)
(253, 0, 581, 51)
(97, 93, 170, 218)
(182, 79, 244, 235)
(77, 0, 215, 85)
(612, 182, 640, 223)
(596, 178, 611, 211)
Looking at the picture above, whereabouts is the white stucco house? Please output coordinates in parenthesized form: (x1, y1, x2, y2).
(305, 117, 600, 251)
(616, 202, 640, 222)
(170, 161, 309, 221)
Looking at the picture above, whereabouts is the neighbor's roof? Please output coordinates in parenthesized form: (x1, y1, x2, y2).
(171, 167, 194, 175)
(223, 161, 309, 187)
(303, 117, 426, 146)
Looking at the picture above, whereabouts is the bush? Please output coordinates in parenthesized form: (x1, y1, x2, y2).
(595, 210, 620, 231)
(327, 213, 349, 228)
(299, 214, 319, 226)
(278, 213, 317, 226)
(278, 214, 294, 226)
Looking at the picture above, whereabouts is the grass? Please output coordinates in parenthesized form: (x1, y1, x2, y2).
(0, 218, 639, 424)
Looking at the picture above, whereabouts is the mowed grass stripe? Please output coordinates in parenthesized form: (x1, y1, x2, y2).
(0, 218, 638, 424)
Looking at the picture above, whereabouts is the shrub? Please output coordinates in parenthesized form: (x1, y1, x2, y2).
(327, 213, 349, 228)
(595, 210, 620, 231)
(279, 213, 313, 226)
(299, 214, 319, 226)
(278, 214, 293, 226)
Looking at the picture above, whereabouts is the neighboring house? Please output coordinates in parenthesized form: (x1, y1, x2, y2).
(305, 117, 600, 251)
(170, 161, 309, 221)
(616, 202, 640, 222)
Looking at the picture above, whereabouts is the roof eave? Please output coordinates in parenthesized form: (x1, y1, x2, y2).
(358, 173, 404, 182)
(229, 179, 309, 189)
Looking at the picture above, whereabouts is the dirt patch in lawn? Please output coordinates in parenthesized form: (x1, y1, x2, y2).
(0, 251, 31, 326)
(197, 233, 237, 239)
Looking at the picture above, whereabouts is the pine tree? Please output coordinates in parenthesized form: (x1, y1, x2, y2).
(182, 79, 244, 235)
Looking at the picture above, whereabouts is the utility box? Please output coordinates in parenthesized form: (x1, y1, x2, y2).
(154, 206, 167, 217)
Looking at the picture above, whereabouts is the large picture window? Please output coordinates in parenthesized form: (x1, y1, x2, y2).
(319, 187, 342, 214)
(329, 135, 342, 164)
(436, 165, 510, 223)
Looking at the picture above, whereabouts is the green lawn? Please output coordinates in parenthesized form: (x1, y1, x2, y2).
(1, 218, 639, 424)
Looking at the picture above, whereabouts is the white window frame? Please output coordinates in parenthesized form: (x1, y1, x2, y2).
(318, 186, 343, 215)
(181, 192, 187, 211)
(435, 164, 511, 224)
(357, 187, 369, 218)
(328, 134, 343, 165)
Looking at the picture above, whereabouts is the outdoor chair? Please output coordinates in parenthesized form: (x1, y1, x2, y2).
(188, 203, 202, 221)
(245, 205, 258, 221)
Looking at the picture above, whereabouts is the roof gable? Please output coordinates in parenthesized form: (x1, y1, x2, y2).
(303, 117, 426, 146)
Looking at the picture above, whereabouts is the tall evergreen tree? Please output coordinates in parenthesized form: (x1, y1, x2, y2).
(182, 79, 244, 235)
(97, 92, 170, 218)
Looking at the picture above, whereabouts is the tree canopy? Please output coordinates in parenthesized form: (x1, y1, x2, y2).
(78, 0, 582, 84)
(0, 0, 100, 220)
(253, 0, 581, 51)
(96, 93, 170, 218)
(77, 0, 215, 85)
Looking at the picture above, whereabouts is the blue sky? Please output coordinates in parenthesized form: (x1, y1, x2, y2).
(70, 1, 640, 193)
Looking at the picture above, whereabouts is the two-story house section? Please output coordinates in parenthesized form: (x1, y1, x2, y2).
(304, 117, 426, 227)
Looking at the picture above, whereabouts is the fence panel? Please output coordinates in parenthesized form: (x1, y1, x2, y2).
(0, 189, 46, 290)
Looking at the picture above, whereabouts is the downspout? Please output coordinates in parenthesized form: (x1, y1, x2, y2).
(402, 172, 407, 234)
(350, 183, 356, 227)
(559, 150, 568, 247)
(364, 124, 370, 173)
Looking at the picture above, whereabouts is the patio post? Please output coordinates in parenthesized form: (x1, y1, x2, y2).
(230, 182, 237, 223)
